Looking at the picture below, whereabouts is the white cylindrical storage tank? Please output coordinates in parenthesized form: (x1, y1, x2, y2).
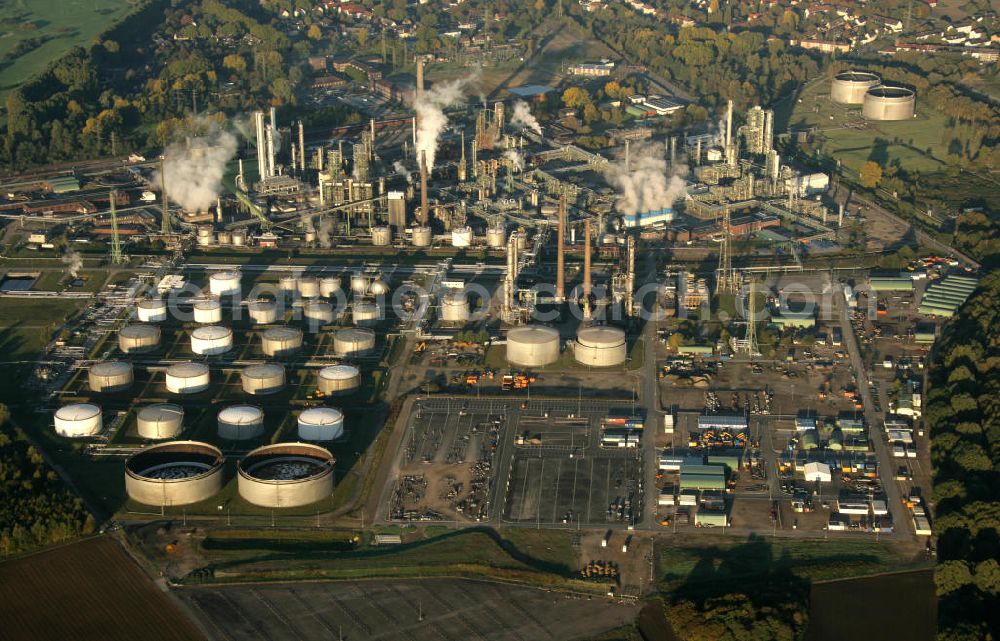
(54, 403, 102, 437)
(137, 298, 168, 323)
(440, 291, 470, 322)
(350, 274, 368, 295)
(370, 279, 390, 296)
(304, 300, 334, 324)
(411, 225, 432, 247)
(88, 361, 133, 393)
(136, 403, 184, 440)
(241, 363, 285, 395)
(831, 71, 881, 104)
(862, 86, 916, 120)
(125, 441, 224, 506)
(215, 230, 232, 246)
(209, 270, 241, 297)
(486, 225, 506, 248)
(320, 277, 342, 297)
(248, 300, 279, 324)
(191, 325, 233, 355)
(196, 225, 214, 246)
(451, 226, 473, 247)
(217, 404, 265, 440)
(193, 299, 223, 324)
(119, 324, 161, 354)
(574, 326, 627, 367)
(317, 365, 361, 395)
(298, 276, 320, 298)
(279, 275, 298, 297)
(506, 325, 560, 367)
(231, 229, 247, 246)
(165, 362, 210, 394)
(334, 328, 376, 357)
(261, 326, 303, 358)
(237, 443, 335, 508)
(352, 302, 380, 326)
(298, 407, 344, 441)
(372, 226, 392, 246)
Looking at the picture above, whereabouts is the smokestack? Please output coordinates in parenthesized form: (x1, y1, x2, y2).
(216, 197, 223, 223)
(670, 136, 677, 166)
(254, 111, 268, 181)
(160, 157, 170, 234)
(695, 138, 702, 166)
(412, 116, 417, 148)
(584, 218, 592, 320)
(291, 144, 297, 174)
(725, 100, 733, 153)
(458, 130, 467, 182)
(416, 57, 425, 100)
(268, 107, 277, 179)
(626, 236, 635, 318)
(316, 147, 323, 172)
(370, 118, 376, 143)
(419, 149, 429, 225)
(624, 140, 630, 173)
(298, 121, 305, 173)
(556, 194, 566, 302)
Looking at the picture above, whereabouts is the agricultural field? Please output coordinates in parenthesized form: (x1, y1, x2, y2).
(0, 535, 207, 641)
(0, 0, 137, 95)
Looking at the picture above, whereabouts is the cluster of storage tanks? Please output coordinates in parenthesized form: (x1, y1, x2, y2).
(831, 70, 916, 121)
(196, 226, 249, 247)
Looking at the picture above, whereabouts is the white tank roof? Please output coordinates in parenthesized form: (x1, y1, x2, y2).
(263, 326, 302, 339)
(243, 363, 284, 378)
(137, 403, 184, 423)
(508, 325, 559, 344)
(192, 326, 232, 340)
(91, 361, 132, 376)
(218, 405, 263, 424)
(299, 407, 344, 425)
(319, 365, 360, 380)
(210, 270, 240, 280)
(55, 403, 101, 421)
(121, 324, 159, 339)
(167, 362, 209, 378)
(194, 299, 221, 310)
(577, 326, 626, 346)
(138, 298, 166, 309)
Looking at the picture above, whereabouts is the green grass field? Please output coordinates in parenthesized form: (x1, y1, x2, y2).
(0, 0, 136, 95)
(788, 73, 951, 174)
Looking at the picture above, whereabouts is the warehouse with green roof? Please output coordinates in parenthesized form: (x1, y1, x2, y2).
(918, 275, 978, 317)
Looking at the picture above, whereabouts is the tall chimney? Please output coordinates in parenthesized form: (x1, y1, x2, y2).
(556, 194, 566, 302)
(370, 118, 376, 143)
(416, 57, 425, 100)
(419, 149, 429, 225)
(298, 121, 306, 173)
(268, 107, 277, 178)
(160, 157, 170, 234)
(583, 218, 592, 320)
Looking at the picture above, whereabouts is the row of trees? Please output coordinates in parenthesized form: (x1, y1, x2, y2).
(0, 405, 95, 557)
(926, 272, 1000, 640)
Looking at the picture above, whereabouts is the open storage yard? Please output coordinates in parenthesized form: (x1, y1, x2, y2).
(0, 535, 207, 641)
(179, 577, 638, 641)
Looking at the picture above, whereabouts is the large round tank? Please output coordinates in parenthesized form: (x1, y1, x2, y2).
(209, 270, 241, 297)
(862, 86, 916, 120)
(411, 225, 432, 247)
(371, 226, 392, 246)
(237, 443, 335, 508)
(261, 326, 303, 358)
(125, 441, 224, 506)
(136, 403, 184, 440)
(279, 275, 298, 296)
(317, 365, 361, 395)
(297, 407, 344, 441)
(574, 326, 627, 367)
(506, 325, 560, 367)
(440, 291, 470, 322)
(196, 225, 214, 246)
(350, 274, 368, 294)
(320, 276, 342, 297)
(241, 363, 285, 395)
(369, 279, 390, 296)
(217, 404, 265, 440)
(119, 324, 160, 354)
(193, 299, 223, 324)
(352, 302, 380, 326)
(191, 325, 233, 355)
(248, 300, 279, 324)
(334, 328, 376, 356)
(54, 403, 102, 437)
(298, 276, 320, 298)
(89, 361, 133, 393)
(486, 225, 506, 249)
(165, 362, 210, 394)
(137, 298, 168, 323)
(215, 230, 232, 246)
(831, 71, 881, 104)
(303, 300, 334, 324)
(451, 226, 473, 247)
(231, 229, 248, 246)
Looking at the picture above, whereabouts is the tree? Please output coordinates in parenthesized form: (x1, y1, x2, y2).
(561, 87, 591, 110)
(859, 161, 883, 189)
(307, 24, 322, 40)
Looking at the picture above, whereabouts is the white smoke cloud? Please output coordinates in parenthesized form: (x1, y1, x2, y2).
(604, 142, 687, 217)
(414, 77, 469, 171)
(503, 149, 524, 172)
(510, 100, 541, 135)
(317, 216, 333, 249)
(393, 160, 412, 183)
(155, 125, 237, 212)
(62, 246, 82, 279)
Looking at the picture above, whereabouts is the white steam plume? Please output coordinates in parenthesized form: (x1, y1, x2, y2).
(62, 246, 82, 279)
(317, 216, 333, 249)
(414, 77, 469, 171)
(510, 100, 541, 134)
(503, 149, 524, 172)
(393, 160, 412, 183)
(604, 142, 687, 217)
(155, 125, 237, 212)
